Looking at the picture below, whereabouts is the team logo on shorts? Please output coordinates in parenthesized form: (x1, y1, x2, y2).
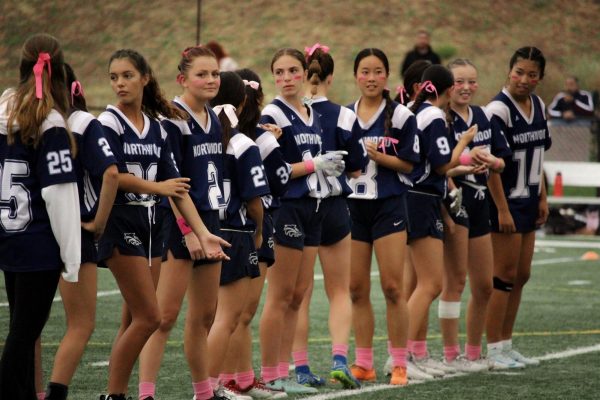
(124, 233, 142, 246)
(435, 220, 444, 232)
(249, 252, 258, 266)
(268, 236, 274, 249)
(456, 206, 468, 218)
(283, 224, 302, 238)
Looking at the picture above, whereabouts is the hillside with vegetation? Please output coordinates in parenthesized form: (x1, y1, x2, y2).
(2, 0, 600, 109)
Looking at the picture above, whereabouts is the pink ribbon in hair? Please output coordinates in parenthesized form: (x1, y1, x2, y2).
(419, 80, 438, 100)
(33, 52, 52, 99)
(243, 79, 260, 90)
(396, 85, 407, 104)
(378, 136, 399, 155)
(71, 80, 84, 105)
(304, 43, 330, 57)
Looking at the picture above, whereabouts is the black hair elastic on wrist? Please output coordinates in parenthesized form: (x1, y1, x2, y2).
(493, 276, 514, 292)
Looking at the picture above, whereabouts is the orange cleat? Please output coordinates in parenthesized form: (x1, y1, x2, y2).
(390, 366, 407, 386)
(350, 364, 377, 382)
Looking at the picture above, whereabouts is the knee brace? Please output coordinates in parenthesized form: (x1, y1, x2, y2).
(493, 276, 514, 292)
(438, 300, 461, 319)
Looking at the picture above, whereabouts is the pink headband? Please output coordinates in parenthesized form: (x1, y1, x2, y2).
(33, 52, 52, 99)
(243, 79, 260, 90)
(396, 85, 407, 104)
(304, 43, 330, 58)
(70, 80, 84, 105)
(419, 80, 438, 100)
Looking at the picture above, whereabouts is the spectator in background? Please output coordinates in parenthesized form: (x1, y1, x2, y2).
(400, 29, 441, 77)
(205, 40, 239, 71)
(548, 76, 594, 126)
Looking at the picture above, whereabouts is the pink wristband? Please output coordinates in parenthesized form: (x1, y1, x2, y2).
(493, 157, 502, 170)
(459, 153, 472, 166)
(304, 159, 315, 174)
(176, 217, 193, 235)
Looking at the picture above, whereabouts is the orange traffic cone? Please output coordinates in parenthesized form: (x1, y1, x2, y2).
(581, 251, 599, 261)
(553, 171, 563, 197)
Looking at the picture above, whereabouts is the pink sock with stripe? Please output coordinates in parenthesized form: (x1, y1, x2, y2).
(466, 344, 481, 361)
(278, 361, 290, 378)
(332, 343, 349, 358)
(390, 347, 407, 368)
(236, 370, 255, 391)
(192, 380, 214, 400)
(412, 340, 428, 359)
(444, 344, 461, 362)
(355, 347, 374, 370)
(218, 372, 235, 384)
(261, 366, 279, 383)
(292, 349, 309, 367)
(138, 382, 155, 400)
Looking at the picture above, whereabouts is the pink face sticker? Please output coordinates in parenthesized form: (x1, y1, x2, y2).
(275, 78, 283, 84)
(377, 75, 386, 81)
(510, 74, 520, 81)
(530, 79, 538, 85)
(293, 74, 302, 81)
(357, 75, 367, 82)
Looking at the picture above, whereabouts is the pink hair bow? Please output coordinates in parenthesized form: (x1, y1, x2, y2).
(304, 43, 330, 58)
(71, 80, 84, 105)
(243, 79, 260, 90)
(33, 52, 52, 99)
(378, 137, 399, 155)
(396, 85, 407, 104)
(419, 80, 438, 100)
(213, 104, 238, 128)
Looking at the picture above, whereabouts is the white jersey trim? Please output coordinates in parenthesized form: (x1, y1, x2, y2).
(255, 131, 280, 161)
(262, 103, 292, 128)
(354, 97, 386, 130)
(391, 103, 414, 129)
(41, 109, 67, 133)
(68, 110, 95, 136)
(415, 104, 445, 131)
(337, 106, 357, 132)
(485, 100, 512, 128)
(227, 133, 256, 159)
(105, 105, 150, 139)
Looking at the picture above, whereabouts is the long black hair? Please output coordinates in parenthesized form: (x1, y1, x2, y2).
(236, 68, 264, 140)
(409, 64, 454, 114)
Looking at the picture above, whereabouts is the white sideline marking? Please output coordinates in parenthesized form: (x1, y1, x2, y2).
(532, 257, 581, 266)
(568, 280, 592, 286)
(536, 240, 600, 249)
(89, 360, 110, 367)
(0, 289, 120, 307)
(302, 343, 600, 400)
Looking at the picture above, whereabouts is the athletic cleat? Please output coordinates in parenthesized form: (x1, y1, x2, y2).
(295, 369, 326, 387)
(390, 366, 408, 386)
(406, 359, 434, 381)
(266, 378, 318, 394)
(487, 352, 526, 370)
(214, 383, 253, 400)
(416, 354, 456, 374)
(444, 355, 489, 373)
(238, 378, 288, 399)
(350, 364, 377, 382)
(330, 360, 361, 389)
(410, 354, 445, 377)
(504, 348, 540, 366)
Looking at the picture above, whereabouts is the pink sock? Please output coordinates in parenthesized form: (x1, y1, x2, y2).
(262, 366, 279, 383)
(412, 340, 428, 359)
(236, 370, 255, 391)
(209, 377, 219, 390)
(390, 347, 407, 368)
(138, 382, 155, 400)
(355, 347, 373, 370)
(444, 345, 461, 362)
(278, 361, 290, 378)
(332, 343, 349, 358)
(192, 380, 214, 400)
(466, 344, 481, 361)
(292, 349, 309, 367)
(218, 372, 235, 384)
(37, 393, 46, 400)
(406, 339, 415, 354)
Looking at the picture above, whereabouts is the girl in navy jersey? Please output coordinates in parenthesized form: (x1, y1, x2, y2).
(485, 47, 550, 368)
(438, 59, 511, 373)
(97, 49, 229, 400)
(34, 63, 120, 400)
(135, 45, 230, 400)
(0, 33, 80, 400)
(257, 48, 346, 395)
(289, 44, 366, 390)
(346, 48, 420, 386)
(404, 65, 474, 378)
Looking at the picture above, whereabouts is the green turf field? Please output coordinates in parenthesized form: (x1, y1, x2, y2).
(1, 235, 599, 399)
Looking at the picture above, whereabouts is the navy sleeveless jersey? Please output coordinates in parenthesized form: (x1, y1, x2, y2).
(486, 88, 551, 205)
(0, 109, 77, 271)
(69, 111, 120, 221)
(221, 131, 270, 229)
(449, 105, 512, 186)
(311, 97, 368, 197)
(98, 105, 179, 205)
(347, 98, 420, 199)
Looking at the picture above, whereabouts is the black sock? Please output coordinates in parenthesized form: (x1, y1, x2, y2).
(44, 382, 68, 400)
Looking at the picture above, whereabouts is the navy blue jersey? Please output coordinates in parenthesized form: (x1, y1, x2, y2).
(311, 97, 368, 197)
(486, 88, 551, 204)
(347, 99, 420, 199)
(411, 102, 452, 196)
(221, 131, 270, 229)
(0, 109, 77, 271)
(69, 111, 120, 221)
(450, 105, 512, 187)
(258, 96, 328, 199)
(161, 97, 224, 211)
(98, 105, 180, 205)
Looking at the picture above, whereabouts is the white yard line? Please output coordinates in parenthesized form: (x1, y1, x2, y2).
(0, 289, 120, 307)
(301, 343, 600, 400)
(536, 239, 600, 249)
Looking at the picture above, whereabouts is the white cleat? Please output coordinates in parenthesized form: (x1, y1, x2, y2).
(410, 355, 446, 377)
(444, 355, 489, 373)
(488, 351, 526, 370)
(406, 359, 435, 380)
(504, 348, 540, 366)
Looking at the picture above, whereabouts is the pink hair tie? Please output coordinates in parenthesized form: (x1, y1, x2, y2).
(419, 80, 438, 100)
(33, 52, 52, 99)
(378, 137, 399, 155)
(396, 85, 407, 104)
(243, 79, 260, 90)
(304, 42, 330, 58)
(70, 80, 84, 105)
(176, 217, 193, 235)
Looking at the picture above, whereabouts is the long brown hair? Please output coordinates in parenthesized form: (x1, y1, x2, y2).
(8, 33, 75, 153)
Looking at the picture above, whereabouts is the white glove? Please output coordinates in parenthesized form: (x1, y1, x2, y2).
(313, 150, 347, 177)
(448, 187, 463, 215)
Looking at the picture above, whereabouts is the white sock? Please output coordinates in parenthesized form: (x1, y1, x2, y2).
(487, 341, 503, 354)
